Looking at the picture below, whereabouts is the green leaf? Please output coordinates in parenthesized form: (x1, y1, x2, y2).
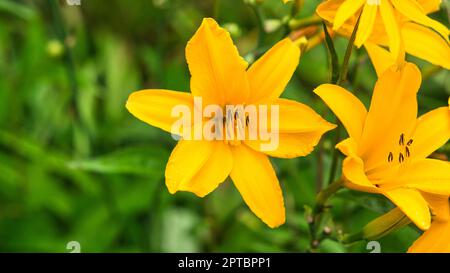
(322, 22, 340, 84)
(68, 146, 169, 176)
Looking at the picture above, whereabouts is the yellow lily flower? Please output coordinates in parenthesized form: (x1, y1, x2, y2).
(126, 18, 335, 228)
(409, 193, 450, 252)
(316, 0, 450, 69)
(314, 62, 450, 230)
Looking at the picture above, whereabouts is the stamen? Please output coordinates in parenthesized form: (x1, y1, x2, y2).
(407, 139, 413, 146)
(245, 115, 249, 126)
(399, 153, 404, 163)
(388, 152, 394, 163)
(405, 146, 410, 157)
(399, 133, 404, 146)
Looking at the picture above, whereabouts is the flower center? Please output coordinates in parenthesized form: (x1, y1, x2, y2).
(387, 133, 413, 164)
(221, 106, 250, 146)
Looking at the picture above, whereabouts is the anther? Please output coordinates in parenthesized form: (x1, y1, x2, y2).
(405, 146, 410, 157)
(399, 153, 404, 163)
(245, 115, 249, 126)
(399, 133, 404, 146)
(407, 139, 413, 146)
(388, 152, 394, 163)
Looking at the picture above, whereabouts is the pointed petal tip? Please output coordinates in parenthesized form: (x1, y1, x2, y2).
(319, 121, 338, 135)
(201, 17, 217, 25)
(260, 211, 286, 228)
(326, 122, 338, 131)
(166, 184, 178, 195)
(418, 219, 431, 231)
(313, 83, 335, 96)
(266, 218, 285, 229)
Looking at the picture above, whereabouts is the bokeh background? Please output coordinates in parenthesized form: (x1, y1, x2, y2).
(0, 0, 448, 252)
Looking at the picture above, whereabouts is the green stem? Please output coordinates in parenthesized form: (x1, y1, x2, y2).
(322, 22, 340, 84)
(252, 3, 266, 49)
(336, 12, 361, 85)
(213, 0, 220, 18)
(325, 16, 362, 185)
(315, 178, 344, 212)
(326, 125, 341, 185)
(309, 178, 344, 250)
(289, 15, 322, 30)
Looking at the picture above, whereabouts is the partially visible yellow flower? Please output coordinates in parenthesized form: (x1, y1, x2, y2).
(126, 18, 335, 228)
(314, 62, 450, 230)
(408, 193, 450, 252)
(364, 42, 398, 76)
(317, 0, 450, 69)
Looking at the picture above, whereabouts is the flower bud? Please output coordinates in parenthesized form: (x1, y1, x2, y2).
(362, 208, 411, 241)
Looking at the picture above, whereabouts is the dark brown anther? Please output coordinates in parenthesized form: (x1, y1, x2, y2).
(405, 146, 410, 157)
(388, 152, 394, 162)
(407, 139, 413, 146)
(234, 111, 238, 120)
(222, 117, 227, 124)
(245, 115, 249, 126)
(399, 153, 405, 163)
(399, 133, 404, 146)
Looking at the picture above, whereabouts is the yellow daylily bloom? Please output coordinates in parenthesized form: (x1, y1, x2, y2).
(409, 194, 450, 252)
(314, 62, 450, 230)
(126, 18, 335, 228)
(317, 0, 450, 69)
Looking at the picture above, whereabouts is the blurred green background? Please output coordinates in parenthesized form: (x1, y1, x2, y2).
(0, 0, 448, 253)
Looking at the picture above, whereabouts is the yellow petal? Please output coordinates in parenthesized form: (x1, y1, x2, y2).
(316, 0, 345, 24)
(336, 137, 359, 157)
(333, 0, 365, 30)
(408, 220, 450, 253)
(186, 18, 249, 105)
(359, 63, 421, 171)
(387, 159, 450, 195)
(422, 193, 450, 222)
(230, 145, 285, 228)
(416, 0, 442, 14)
(412, 106, 450, 158)
(245, 131, 324, 159)
(391, 0, 449, 43)
(355, 3, 378, 47)
(364, 42, 396, 77)
(126, 89, 194, 134)
(402, 22, 450, 70)
(379, 0, 402, 59)
(382, 188, 431, 230)
(165, 140, 232, 197)
(270, 98, 336, 133)
(247, 38, 300, 102)
(314, 84, 367, 142)
(342, 156, 379, 193)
